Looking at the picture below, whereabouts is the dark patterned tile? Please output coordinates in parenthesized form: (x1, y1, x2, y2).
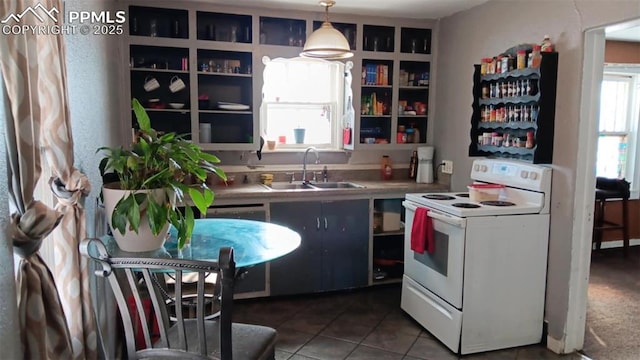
(338, 302, 390, 326)
(288, 354, 321, 360)
(406, 336, 457, 360)
(297, 335, 358, 360)
(378, 308, 423, 336)
(276, 349, 294, 360)
(275, 327, 315, 353)
(320, 316, 375, 343)
(362, 326, 419, 354)
(280, 310, 337, 334)
(346, 345, 405, 359)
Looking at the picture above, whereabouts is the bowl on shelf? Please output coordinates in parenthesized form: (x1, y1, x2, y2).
(169, 103, 185, 109)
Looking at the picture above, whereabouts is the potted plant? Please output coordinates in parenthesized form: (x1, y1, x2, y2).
(98, 98, 226, 251)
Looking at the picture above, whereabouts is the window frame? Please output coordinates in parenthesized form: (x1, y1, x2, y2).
(598, 66, 640, 198)
(259, 56, 349, 151)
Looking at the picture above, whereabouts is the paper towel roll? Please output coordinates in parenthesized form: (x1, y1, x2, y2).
(199, 123, 211, 143)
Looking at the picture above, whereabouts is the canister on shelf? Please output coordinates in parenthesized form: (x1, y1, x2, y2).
(516, 50, 526, 70)
(480, 58, 488, 75)
(526, 131, 535, 148)
(501, 56, 509, 73)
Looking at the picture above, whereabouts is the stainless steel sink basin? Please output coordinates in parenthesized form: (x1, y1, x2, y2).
(262, 182, 318, 191)
(262, 181, 365, 191)
(310, 182, 366, 189)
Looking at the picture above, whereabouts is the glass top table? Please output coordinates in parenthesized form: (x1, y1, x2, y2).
(99, 218, 301, 268)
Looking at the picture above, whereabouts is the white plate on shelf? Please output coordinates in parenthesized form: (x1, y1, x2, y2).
(169, 103, 185, 109)
(217, 102, 250, 111)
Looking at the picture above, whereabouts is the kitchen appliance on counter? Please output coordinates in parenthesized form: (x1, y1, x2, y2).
(401, 158, 552, 354)
(416, 146, 434, 184)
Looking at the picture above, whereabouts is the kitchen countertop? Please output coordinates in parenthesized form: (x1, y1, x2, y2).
(208, 180, 449, 202)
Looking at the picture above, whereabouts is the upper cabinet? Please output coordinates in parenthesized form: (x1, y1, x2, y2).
(122, 3, 437, 151)
(129, 6, 188, 39)
(196, 12, 252, 44)
(468, 51, 558, 163)
(356, 25, 432, 148)
(259, 17, 306, 47)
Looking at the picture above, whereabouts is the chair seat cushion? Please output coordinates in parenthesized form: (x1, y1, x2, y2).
(595, 177, 630, 199)
(163, 319, 277, 360)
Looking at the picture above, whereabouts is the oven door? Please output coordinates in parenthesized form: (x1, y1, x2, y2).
(402, 200, 466, 309)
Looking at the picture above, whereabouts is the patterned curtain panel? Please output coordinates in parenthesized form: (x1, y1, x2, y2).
(0, 0, 96, 359)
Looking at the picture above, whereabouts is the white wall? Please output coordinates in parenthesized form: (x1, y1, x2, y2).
(435, 0, 640, 351)
(64, 0, 123, 236)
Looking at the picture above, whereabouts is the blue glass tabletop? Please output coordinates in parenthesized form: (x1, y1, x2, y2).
(102, 219, 301, 268)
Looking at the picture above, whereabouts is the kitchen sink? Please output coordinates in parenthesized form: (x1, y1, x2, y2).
(310, 182, 366, 189)
(262, 181, 365, 191)
(264, 182, 318, 191)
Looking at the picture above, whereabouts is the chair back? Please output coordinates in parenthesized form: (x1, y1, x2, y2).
(80, 238, 235, 359)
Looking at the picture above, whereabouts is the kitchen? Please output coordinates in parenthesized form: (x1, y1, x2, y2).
(1, 0, 640, 358)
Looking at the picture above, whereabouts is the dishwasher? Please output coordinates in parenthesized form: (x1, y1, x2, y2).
(204, 203, 268, 298)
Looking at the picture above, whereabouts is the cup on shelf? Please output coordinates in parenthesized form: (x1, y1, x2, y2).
(143, 76, 160, 92)
(169, 76, 186, 93)
(267, 140, 276, 150)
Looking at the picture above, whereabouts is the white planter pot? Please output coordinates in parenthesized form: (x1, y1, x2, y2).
(102, 184, 173, 252)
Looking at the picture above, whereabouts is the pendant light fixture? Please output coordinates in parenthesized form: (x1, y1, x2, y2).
(301, 0, 353, 59)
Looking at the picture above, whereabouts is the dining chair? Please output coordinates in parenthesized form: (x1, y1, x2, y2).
(80, 238, 277, 360)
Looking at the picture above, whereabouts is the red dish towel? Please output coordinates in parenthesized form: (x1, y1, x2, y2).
(411, 207, 435, 254)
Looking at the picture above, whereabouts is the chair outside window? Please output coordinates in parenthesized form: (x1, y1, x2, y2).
(80, 238, 277, 360)
(592, 177, 631, 256)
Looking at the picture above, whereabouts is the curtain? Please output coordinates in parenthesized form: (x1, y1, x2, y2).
(0, 0, 96, 359)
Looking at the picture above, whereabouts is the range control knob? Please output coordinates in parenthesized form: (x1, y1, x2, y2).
(520, 170, 529, 179)
(474, 164, 480, 171)
(480, 165, 488, 172)
(529, 172, 539, 180)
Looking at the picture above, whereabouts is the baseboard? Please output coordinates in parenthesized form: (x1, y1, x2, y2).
(546, 335, 565, 354)
(598, 238, 640, 249)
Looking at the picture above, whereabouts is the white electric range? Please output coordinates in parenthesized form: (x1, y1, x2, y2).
(401, 158, 552, 354)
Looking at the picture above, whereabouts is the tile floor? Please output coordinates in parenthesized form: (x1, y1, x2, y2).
(233, 284, 589, 360)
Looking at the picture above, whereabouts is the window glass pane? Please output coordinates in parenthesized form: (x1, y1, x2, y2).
(596, 135, 627, 178)
(599, 77, 630, 132)
(261, 57, 345, 149)
(263, 103, 333, 145)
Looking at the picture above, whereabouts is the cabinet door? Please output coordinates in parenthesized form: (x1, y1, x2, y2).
(269, 201, 323, 295)
(321, 200, 369, 291)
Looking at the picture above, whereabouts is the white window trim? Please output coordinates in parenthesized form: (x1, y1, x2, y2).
(260, 56, 348, 151)
(601, 65, 640, 198)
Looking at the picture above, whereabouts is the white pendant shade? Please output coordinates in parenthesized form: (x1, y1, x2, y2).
(301, 1, 353, 59)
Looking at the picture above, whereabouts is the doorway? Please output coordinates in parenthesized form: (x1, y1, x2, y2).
(568, 17, 640, 355)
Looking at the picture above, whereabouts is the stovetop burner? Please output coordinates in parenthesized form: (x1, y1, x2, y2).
(455, 193, 469, 198)
(480, 201, 516, 207)
(423, 194, 456, 200)
(452, 203, 481, 208)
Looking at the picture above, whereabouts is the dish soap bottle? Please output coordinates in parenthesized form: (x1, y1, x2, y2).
(381, 155, 393, 180)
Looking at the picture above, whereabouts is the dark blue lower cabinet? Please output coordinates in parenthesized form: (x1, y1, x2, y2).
(269, 199, 369, 296)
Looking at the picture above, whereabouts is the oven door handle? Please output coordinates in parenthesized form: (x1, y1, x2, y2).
(403, 201, 466, 228)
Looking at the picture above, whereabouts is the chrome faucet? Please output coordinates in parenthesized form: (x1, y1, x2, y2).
(302, 147, 319, 183)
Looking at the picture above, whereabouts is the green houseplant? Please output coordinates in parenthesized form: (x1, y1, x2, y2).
(99, 98, 225, 251)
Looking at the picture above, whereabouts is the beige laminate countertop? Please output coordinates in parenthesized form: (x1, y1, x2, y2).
(208, 180, 449, 203)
